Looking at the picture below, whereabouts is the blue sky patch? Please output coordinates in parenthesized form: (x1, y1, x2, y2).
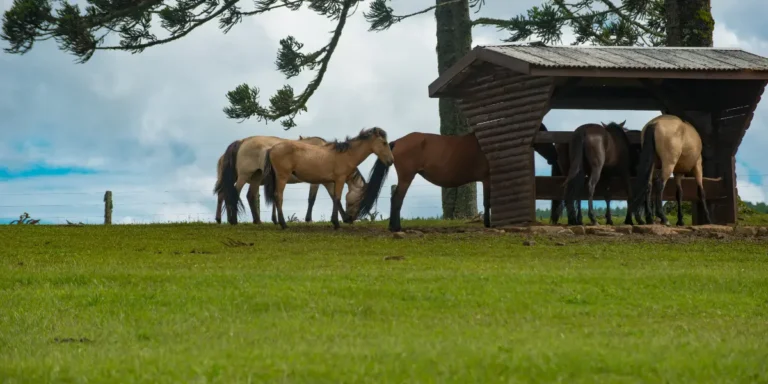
(0, 163, 100, 180)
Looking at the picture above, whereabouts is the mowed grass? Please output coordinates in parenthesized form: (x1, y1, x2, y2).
(1, 221, 767, 383)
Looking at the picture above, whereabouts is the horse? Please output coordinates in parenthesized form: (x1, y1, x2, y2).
(213, 135, 367, 225)
(630, 114, 712, 226)
(556, 121, 645, 226)
(261, 127, 395, 230)
(361, 126, 560, 233)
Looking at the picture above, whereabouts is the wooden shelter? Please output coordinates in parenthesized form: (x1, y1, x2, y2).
(428, 45, 768, 226)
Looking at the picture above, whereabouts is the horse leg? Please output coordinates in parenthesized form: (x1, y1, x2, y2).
(587, 170, 602, 226)
(215, 193, 223, 224)
(623, 173, 639, 225)
(674, 173, 685, 226)
(274, 176, 289, 229)
(605, 185, 613, 226)
(656, 164, 674, 226)
(390, 171, 415, 232)
(246, 184, 261, 224)
(693, 159, 713, 224)
(321, 182, 350, 223)
(305, 184, 320, 222)
(482, 179, 491, 228)
(330, 179, 346, 230)
(271, 203, 278, 225)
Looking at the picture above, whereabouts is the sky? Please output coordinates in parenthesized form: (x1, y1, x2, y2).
(1, 0, 768, 224)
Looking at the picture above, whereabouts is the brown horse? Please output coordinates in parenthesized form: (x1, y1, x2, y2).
(213, 135, 366, 225)
(262, 127, 395, 230)
(360, 126, 561, 232)
(630, 114, 712, 226)
(556, 122, 645, 226)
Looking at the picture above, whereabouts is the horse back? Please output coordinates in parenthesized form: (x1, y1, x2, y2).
(396, 132, 488, 184)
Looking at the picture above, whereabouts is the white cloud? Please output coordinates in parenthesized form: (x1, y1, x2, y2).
(2, 0, 768, 223)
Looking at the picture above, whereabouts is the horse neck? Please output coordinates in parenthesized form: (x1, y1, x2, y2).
(340, 140, 376, 169)
(344, 171, 364, 190)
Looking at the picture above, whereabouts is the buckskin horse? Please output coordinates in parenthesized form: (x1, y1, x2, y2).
(213, 135, 366, 225)
(630, 114, 712, 226)
(359, 125, 560, 232)
(262, 127, 395, 230)
(557, 121, 644, 226)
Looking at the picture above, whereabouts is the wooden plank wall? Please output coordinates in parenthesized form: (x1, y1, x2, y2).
(710, 80, 767, 224)
(455, 68, 554, 226)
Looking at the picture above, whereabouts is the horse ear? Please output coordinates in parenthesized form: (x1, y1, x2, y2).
(620, 120, 626, 127)
(299, 135, 303, 139)
(600, 121, 607, 127)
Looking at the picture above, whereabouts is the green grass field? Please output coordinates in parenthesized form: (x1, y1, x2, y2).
(1, 221, 768, 383)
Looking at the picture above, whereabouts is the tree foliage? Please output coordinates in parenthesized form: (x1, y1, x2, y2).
(472, 0, 667, 46)
(1, 0, 679, 130)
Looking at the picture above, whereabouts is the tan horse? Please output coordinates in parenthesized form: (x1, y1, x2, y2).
(629, 114, 712, 226)
(213, 135, 367, 225)
(262, 127, 395, 229)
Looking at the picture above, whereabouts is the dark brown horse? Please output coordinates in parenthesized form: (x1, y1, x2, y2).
(358, 126, 560, 232)
(557, 121, 644, 226)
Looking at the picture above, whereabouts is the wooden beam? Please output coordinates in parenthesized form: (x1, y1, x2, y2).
(533, 130, 642, 145)
(428, 47, 481, 97)
(534, 176, 726, 201)
(529, 67, 768, 80)
(550, 85, 673, 111)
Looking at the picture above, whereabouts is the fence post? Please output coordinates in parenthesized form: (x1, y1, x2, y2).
(104, 190, 113, 225)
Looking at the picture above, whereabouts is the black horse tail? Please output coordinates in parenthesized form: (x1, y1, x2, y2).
(262, 149, 277, 207)
(630, 122, 657, 210)
(563, 129, 586, 206)
(213, 140, 244, 225)
(358, 141, 395, 217)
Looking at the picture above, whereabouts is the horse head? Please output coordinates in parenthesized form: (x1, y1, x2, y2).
(343, 169, 367, 222)
(363, 127, 394, 166)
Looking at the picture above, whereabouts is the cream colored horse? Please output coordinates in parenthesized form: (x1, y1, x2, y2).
(630, 114, 712, 226)
(262, 127, 395, 229)
(213, 135, 366, 225)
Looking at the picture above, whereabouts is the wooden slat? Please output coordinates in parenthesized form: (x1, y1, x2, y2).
(473, 111, 546, 137)
(475, 122, 541, 146)
(468, 101, 549, 126)
(462, 92, 550, 119)
(533, 130, 642, 144)
(460, 87, 550, 113)
(534, 176, 726, 200)
(461, 77, 553, 103)
(458, 72, 529, 95)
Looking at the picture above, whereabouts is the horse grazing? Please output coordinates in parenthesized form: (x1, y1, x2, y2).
(213, 135, 366, 225)
(559, 121, 644, 226)
(630, 114, 712, 226)
(262, 127, 394, 230)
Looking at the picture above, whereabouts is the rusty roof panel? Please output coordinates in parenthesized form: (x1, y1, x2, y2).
(482, 45, 768, 71)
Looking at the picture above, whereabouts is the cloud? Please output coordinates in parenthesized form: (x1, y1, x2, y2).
(2, 0, 768, 225)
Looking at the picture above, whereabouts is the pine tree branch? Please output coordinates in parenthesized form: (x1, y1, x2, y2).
(364, 0, 477, 32)
(222, 0, 355, 129)
(595, 0, 663, 38)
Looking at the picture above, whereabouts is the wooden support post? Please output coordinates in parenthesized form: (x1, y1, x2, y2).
(104, 190, 113, 225)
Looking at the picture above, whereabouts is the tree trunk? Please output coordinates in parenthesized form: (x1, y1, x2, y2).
(664, 0, 714, 46)
(435, 0, 477, 219)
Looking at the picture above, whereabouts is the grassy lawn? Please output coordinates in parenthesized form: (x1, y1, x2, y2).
(1, 221, 767, 383)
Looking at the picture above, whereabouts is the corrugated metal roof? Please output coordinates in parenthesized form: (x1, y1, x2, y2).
(482, 45, 768, 72)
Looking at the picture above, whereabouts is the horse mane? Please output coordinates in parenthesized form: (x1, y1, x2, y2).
(301, 136, 327, 142)
(329, 127, 387, 153)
